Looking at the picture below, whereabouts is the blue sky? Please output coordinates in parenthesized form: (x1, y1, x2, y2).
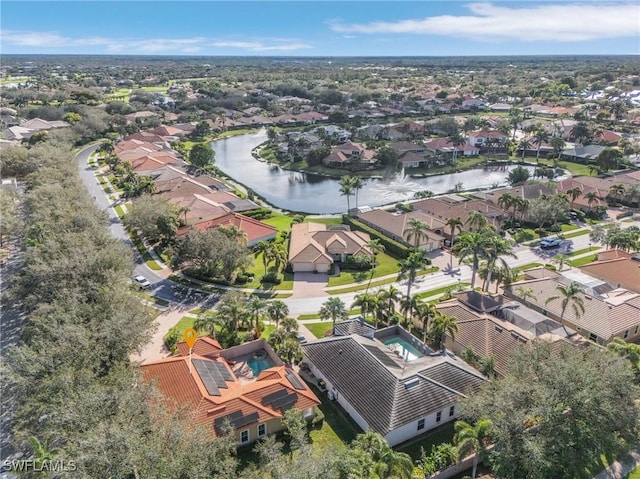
(2, 1, 639, 56)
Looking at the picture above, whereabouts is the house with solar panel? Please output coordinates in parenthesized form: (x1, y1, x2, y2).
(141, 337, 320, 445)
(301, 325, 486, 446)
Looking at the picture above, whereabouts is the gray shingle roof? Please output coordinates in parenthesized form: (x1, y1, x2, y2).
(334, 318, 376, 338)
(302, 334, 486, 435)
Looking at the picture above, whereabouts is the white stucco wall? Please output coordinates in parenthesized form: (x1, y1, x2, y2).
(384, 402, 460, 447)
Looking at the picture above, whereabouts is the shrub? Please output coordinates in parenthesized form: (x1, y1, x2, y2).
(164, 327, 181, 353)
(235, 273, 253, 284)
(547, 223, 562, 233)
(616, 211, 634, 220)
(544, 264, 557, 271)
(310, 406, 325, 428)
(262, 272, 282, 284)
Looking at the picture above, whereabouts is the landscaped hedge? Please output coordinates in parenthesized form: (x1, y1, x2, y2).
(616, 211, 634, 220)
(342, 215, 410, 258)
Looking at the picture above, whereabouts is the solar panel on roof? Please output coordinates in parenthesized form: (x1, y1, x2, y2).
(193, 359, 229, 396)
(363, 345, 401, 368)
(286, 372, 305, 390)
(214, 411, 259, 432)
(271, 392, 298, 410)
(262, 388, 289, 406)
(215, 362, 234, 381)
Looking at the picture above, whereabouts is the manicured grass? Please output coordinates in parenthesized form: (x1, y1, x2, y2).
(262, 212, 294, 231)
(305, 322, 334, 339)
(215, 128, 258, 139)
(327, 252, 400, 287)
(560, 223, 579, 232)
(307, 382, 361, 447)
(328, 267, 440, 295)
(568, 246, 600, 257)
(513, 262, 543, 272)
(304, 216, 343, 226)
(569, 254, 598, 268)
(241, 259, 294, 291)
(414, 283, 470, 300)
(397, 422, 456, 461)
(162, 315, 207, 343)
(298, 308, 361, 321)
(563, 229, 591, 239)
(626, 466, 640, 479)
(113, 204, 126, 219)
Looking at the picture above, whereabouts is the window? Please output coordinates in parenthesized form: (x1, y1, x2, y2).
(624, 330, 630, 339)
(588, 333, 598, 342)
(258, 424, 266, 438)
(449, 406, 455, 417)
(436, 411, 442, 423)
(635, 326, 639, 336)
(417, 419, 425, 431)
(240, 430, 249, 444)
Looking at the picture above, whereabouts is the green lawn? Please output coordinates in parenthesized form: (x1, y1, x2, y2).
(568, 246, 600, 257)
(397, 422, 456, 461)
(305, 322, 334, 339)
(327, 252, 401, 287)
(241, 258, 294, 291)
(298, 308, 361, 321)
(262, 212, 294, 231)
(260, 324, 275, 339)
(162, 315, 208, 343)
(560, 223, 579, 232)
(113, 204, 126, 219)
(569, 254, 598, 268)
(304, 216, 344, 226)
(414, 283, 470, 301)
(563, 229, 591, 239)
(307, 382, 361, 448)
(513, 262, 543, 272)
(626, 466, 640, 479)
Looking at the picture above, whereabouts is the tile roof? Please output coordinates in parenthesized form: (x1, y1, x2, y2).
(356, 209, 446, 245)
(288, 222, 371, 265)
(141, 339, 319, 437)
(302, 333, 485, 435)
(410, 198, 503, 228)
(178, 212, 277, 245)
(333, 317, 376, 338)
(581, 258, 640, 294)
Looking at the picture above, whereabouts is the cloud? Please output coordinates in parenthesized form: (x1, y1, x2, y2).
(329, 3, 640, 42)
(211, 40, 312, 51)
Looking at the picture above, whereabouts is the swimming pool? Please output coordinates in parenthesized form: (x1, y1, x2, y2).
(247, 352, 275, 377)
(384, 337, 424, 361)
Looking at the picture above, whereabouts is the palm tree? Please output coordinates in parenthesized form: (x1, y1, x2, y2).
(516, 286, 535, 303)
(553, 253, 571, 271)
(364, 239, 385, 293)
(453, 419, 493, 479)
(453, 232, 489, 290)
(450, 132, 466, 165)
(377, 285, 401, 322)
(518, 137, 531, 160)
(481, 235, 516, 292)
(193, 311, 221, 338)
(508, 108, 521, 140)
(445, 217, 463, 272)
(566, 187, 582, 209)
(465, 211, 488, 233)
(609, 183, 626, 202)
(533, 127, 550, 162)
(414, 301, 438, 344)
(587, 164, 599, 176)
(497, 192, 515, 220)
(570, 121, 591, 146)
(319, 297, 348, 333)
(253, 240, 273, 275)
(351, 292, 378, 323)
(545, 281, 585, 336)
(339, 176, 354, 213)
(216, 293, 250, 333)
(397, 251, 427, 306)
(352, 430, 413, 479)
(351, 175, 363, 210)
(430, 313, 458, 351)
(550, 136, 566, 160)
(270, 243, 288, 275)
(403, 217, 429, 249)
(266, 300, 289, 329)
(584, 191, 599, 213)
(248, 296, 266, 337)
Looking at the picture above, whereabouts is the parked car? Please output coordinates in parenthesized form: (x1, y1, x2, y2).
(540, 237, 563, 249)
(133, 275, 152, 289)
(296, 332, 308, 344)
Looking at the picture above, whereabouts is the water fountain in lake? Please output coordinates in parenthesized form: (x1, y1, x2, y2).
(374, 168, 422, 200)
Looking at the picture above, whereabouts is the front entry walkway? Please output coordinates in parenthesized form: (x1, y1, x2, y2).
(291, 272, 329, 299)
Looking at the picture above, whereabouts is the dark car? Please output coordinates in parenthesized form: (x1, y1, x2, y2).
(296, 332, 308, 344)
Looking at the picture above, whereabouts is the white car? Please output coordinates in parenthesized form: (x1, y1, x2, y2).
(133, 275, 152, 290)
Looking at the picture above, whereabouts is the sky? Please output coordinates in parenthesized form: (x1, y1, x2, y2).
(2, 1, 639, 56)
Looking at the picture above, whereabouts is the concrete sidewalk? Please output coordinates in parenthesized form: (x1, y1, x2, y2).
(593, 449, 640, 479)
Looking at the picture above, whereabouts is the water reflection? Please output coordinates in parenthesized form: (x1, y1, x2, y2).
(212, 130, 535, 214)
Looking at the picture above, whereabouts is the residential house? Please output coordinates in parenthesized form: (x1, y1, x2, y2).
(141, 337, 319, 445)
(411, 196, 504, 231)
(356, 209, 445, 251)
(503, 277, 640, 345)
(580, 250, 640, 294)
(288, 222, 371, 273)
(302, 325, 486, 446)
(390, 141, 433, 168)
(467, 130, 509, 151)
(560, 145, 607, 163)
(125, 110, 160, 124)
(178, 212, 278, 247)
(314, 125, 351, 142)
(323, 142, 377, 169)
(423, 138, 480, 159)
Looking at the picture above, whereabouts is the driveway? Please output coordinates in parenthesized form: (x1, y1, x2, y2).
(291, 272, 329, 299)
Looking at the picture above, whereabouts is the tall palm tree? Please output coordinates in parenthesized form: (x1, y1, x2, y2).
(248, 296, 266, 337)
(533, 127, 550, 162)
(414, 301, 439, 344)
(514, 197, 529, 222)
(364, 239, 385, 293)
(193, 311, 221, 338)
(550, 136, 566, 160)
(266, 300, 289, 329)
(378, 285, 402, 321)
(497, 192, 515, 220)
(430, 313, 458, 351)
(339, 176, 354, 213)
(481, 235, 516, 292)
(453, 418, 493, 479)
(453, 232, 489, 290)
(253, 240, 273, 275)
(216, 293, 250, 333)
(351, 175, 363, 210)
(445, 217, 463, 272)
(516, 286, 535, 303)
(609, 183, 626, 202)
(465, 211, 488, 233)
(450, 132, 466, 165)
(319, 297, 348, 333)
(509, 107, 521, 140)
(584, 191, 599, 213)
(570, 121, 591, 146)
(397, 251, 426, 306)
(352, 430, 413, 479)
(403, 217, 429, 249)
(545, 281, 585, 336)
(518, 137, 531, 160)
(566, 187, 582, 209)
(351, 292, 378, 323)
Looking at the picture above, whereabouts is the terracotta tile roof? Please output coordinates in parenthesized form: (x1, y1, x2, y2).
(178, 212, 277, 245)
(597, 249, 633, 261)
(410, 198, 503, 228)
(176, 336, 223, 358)
(357, 209, 445, 246)
(169, 193, 231, 225)
(141, 341, 319, 437)
(581, 258, 640, 294)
